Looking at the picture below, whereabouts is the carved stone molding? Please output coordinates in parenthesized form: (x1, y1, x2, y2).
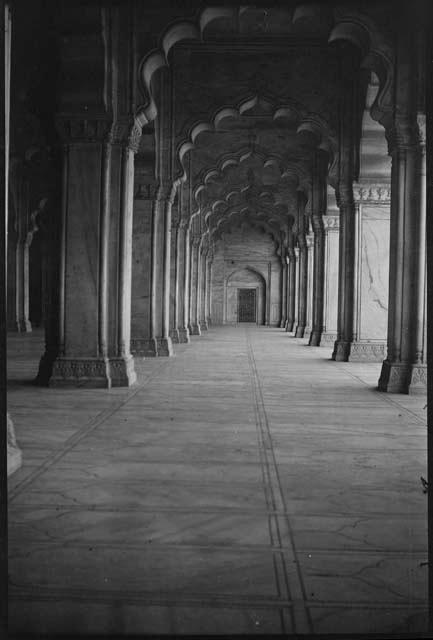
(378, 360, 427, 394)
(348, 341, 386, 362)
(50, 356, 136, 388)
(322, 215, 339, 231)
(321, 331, 337, 344)
(178, 327, 190, 343)
(353, 184, 391, 204)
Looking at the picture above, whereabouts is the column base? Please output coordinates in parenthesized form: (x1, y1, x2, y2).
(189, 324, 201, 336)
(303, 326, 312, 340)
(156, 337, 174, 357)
(349, 341, 386, 362)
(321, 331, 337, 345)
(285, 320, 294, 332)
(35, 347, 58, 386)
(178, 327, 190, 343)
(279, 318, 287, 329)
(8, 319, 32, 333)
(7, 413, 22, 476)
(49, 355, 136, 388)
(332, 339, 351, 361)
(206, 316, 212, 327)
(170, 328, 180, 344)
(295, 325, 305, 338)
(199, 320, 208, 331)
(308, 329, 322, 346)
(378, 360, 427, 394)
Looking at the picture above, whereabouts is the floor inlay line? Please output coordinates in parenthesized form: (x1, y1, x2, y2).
(246, 327, 313, 635)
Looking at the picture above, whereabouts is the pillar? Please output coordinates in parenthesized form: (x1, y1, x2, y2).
(199, 240, 209, 331)
(48, 121, 138, 386)
(130, 173, 154, 357)
(309, 151, 328, 346)
(321, 214, 340, 344)
(286, 243, 296, 332)
(169, 201, 180, 344)
(279, 251, 288, 328)
(205, 248, 213, 327)
(188, 235, 201, 335)
(378, 116, 426, 393)
(178, 220, 190, 343)
(303, 234, 314, 340)
(295, 237, 308, 338)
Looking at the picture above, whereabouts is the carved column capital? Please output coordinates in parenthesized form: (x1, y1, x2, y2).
(336, 183, 354, 208)
(306, 234, 314, 249)
(311, 215, 324, 234)
(386, 117, 419, 155)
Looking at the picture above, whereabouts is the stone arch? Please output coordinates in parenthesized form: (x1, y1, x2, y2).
(225, 266, 267, 325)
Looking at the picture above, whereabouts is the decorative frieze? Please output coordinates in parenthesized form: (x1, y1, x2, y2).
(322, 215, 339, 230)
(353, 184, 391, 204)
(55, 117, 113, 143)
(348, 341, 386, 362)
(50, 356, 136, 387)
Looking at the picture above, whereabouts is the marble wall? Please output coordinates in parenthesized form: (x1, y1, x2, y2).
(323, 220, 339, 340)
(211, 227, 281, 325)
(358, 206, 390, 341)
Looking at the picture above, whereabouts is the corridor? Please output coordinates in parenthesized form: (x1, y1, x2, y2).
(8, 326, 428, 636)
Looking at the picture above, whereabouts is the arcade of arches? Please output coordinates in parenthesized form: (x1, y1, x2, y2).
(3, 0, 431, 636)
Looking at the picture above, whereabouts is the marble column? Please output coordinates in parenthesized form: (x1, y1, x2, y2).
(292, 247, 300, 333)
(188, 235, 201, 335)
(49, 122, 138, 387)
(205, 250, 213, 327)
(295, 236, 308, 338)
(3, 3, 22, 474)
(169, 203, 180, 344)
(149, 184, 175, 356)
(279, 252, 288, 329)
(303, 234, 314, 340)
(7, 165, 32, 332)
(130, 179, 154, 357)
(309, 217, 325, 346)
(177, 220, 191, 343)
(332, 183, 357, 361)
(321, 215, 340, 344)
(199, 241, 209, 331)
(378, 116, 426, 393)
(286, 244, 296, 332)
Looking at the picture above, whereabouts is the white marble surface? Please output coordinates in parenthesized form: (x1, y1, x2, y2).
(359, 208, 390, 340)
(324, 230, 339, 333)
(7, 327, 428, 635)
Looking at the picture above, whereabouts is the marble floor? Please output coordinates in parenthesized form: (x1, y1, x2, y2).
(7, 325, 429, 636)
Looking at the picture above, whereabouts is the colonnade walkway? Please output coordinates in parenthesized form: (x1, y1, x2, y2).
(7, 325, 429, 636)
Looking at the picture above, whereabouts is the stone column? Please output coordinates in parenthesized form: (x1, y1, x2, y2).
(292, 246, 300, 333)
(309, 217, 325, 345)
(49, 121, 138, 386)
(7, 163, 32, 332)
(130, 177, 154, 357)
(303, 234, 314, 340)
(321, 214, 340, 344)
(332, 183, 357, 360)
(378, 116, 426, 393)
(149, 184, 175, 356)
(286, 244, 296, 332)
(178, 220, 190, 343)
(169, 201, 180, 344)
(200, 247, 209, 331)
(205, 249, 213, 326)
(189, 235, 201, 335)
(295, 236, 308, 338)
(279, 251, 288, 329)
(309, 152, 328, 346)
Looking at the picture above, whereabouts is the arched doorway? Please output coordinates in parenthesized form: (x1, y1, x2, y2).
(224, 267, 266, 325)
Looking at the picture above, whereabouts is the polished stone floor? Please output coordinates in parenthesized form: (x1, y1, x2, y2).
(7, 325, 429, 635)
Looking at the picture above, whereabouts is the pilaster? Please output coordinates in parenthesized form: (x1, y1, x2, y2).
(321, 214, 339, 344)
(303, 234, 314, 340)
